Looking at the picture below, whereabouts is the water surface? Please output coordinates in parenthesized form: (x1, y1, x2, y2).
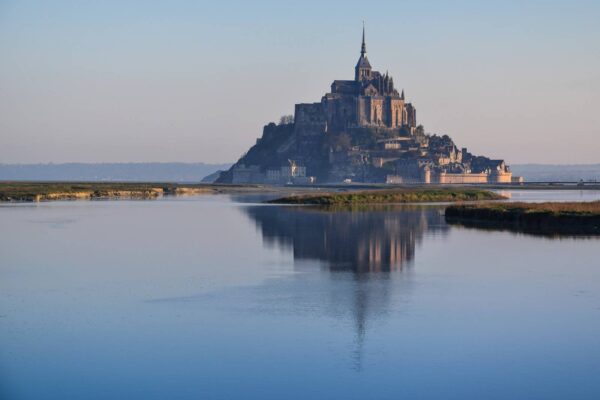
(1, 190, 600, 399)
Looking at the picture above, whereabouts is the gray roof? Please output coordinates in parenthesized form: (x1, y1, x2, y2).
(356, 55, 371, 69)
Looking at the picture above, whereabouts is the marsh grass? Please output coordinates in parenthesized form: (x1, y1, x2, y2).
(268, 188, 505, 205)
(445, 201, 600, 234)
(0, 182, 171, 201)
(447, 201, 600, 216)
(0, 182, 306, 202)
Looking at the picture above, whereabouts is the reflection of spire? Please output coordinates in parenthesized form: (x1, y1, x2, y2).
(351, 276, 368, 370)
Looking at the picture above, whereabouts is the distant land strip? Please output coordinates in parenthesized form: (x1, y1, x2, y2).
(0, 182, 279, 202)
(0, 163, 598, 183)
(445, 201, 600, 235)
(0, 162, 232, 182)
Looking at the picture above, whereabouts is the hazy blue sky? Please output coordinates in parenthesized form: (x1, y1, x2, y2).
(1, 0, 599, 164)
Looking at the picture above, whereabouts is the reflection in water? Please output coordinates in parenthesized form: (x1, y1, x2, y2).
(242, 204, 449, 369)
(243, 204, 449, 272)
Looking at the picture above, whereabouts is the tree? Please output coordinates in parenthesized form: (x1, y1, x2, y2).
(279, 115, 294, 125)
(330, 133, 352, 152)
(415, 125, 425, 136)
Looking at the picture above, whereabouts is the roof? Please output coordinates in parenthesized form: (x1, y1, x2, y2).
(331, 80, 359, 95)
(356, 55, 371, 69)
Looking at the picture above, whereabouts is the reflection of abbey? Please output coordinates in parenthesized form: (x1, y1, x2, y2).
(243, 203, 448, 367)
(244, 204, 448, 272)
(217, 28, 520, 185)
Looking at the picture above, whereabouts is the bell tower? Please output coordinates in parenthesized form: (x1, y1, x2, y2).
(355, 24, 372, 81)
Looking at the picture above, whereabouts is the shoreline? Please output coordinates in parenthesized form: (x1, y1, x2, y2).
(0, 182, 295, 202)
(1, 181, 599, 203)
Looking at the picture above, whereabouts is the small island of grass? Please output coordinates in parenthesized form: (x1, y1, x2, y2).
(445, 201, 600, 234)
(268, 188, 505, 205)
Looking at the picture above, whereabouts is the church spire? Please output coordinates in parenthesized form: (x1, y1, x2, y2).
(355, 22, 372, 81)
(361, 22, 367, 56)
(401, 89, 405, 100)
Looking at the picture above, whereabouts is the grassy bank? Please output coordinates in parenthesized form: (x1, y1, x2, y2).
(268, 188, 505, 205)
(445, 201, 600, 234)
(0, 182, 279, 202)
(0, 182, 170, 202)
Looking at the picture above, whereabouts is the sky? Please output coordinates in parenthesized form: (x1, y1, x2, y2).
(0, 0, 599, 164)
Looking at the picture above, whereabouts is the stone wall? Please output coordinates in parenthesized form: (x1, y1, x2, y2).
(436, 172, 488, 184)
(232, 164, 265, 184)
(489, 171, 512, 183)
(324, 95, 357, 131)
(388, 98, 405, 127)
(294, 103, 327, 136)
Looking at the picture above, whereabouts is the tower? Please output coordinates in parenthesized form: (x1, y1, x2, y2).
(355, 24, 372, 81)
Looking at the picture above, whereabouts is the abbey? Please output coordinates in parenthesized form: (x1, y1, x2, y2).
(217, 28, 518, 185)
(297, 27, 416, 135)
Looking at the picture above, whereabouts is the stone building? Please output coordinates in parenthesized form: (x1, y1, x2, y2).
(294, 26, 417, 141)
(266, 160, 311, 184)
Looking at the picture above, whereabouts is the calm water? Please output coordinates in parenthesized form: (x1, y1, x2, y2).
(1, 190, 600, 400)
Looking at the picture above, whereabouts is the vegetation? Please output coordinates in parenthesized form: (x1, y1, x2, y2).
(329, 132, 352, 152)
(0, 182, 276, 202)
(445, 201, 600, 234)
(278, 115, 294, 125)
(0, 182, 178, 202)
(268, 188, 504, 205)
(228, 122, 296, 170)
(346, 126, 412, 148)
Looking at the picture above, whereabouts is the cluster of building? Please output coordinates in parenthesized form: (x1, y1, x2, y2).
(232, 160, 314, 185)
(219, 28, 521, 185)
(376, 135, 517, 184)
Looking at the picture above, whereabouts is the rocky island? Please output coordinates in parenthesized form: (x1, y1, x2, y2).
(217, 28, 521, 186)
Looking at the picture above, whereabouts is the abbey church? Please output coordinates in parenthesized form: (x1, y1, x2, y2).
(302, 27, 416, 132)
(217, 28, 518, 185)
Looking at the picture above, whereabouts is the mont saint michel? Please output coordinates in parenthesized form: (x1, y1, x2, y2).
(217, 28, 517, 185)
(3, 2, 600, 400)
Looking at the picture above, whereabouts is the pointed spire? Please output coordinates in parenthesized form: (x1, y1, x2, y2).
(361, 21, 367, 56)
(355, 22, 372, 81)
(401, 89, 405, 100)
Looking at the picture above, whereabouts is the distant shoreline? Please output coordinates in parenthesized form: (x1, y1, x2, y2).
(1, 181, 600, 203)
(0, 163, 598, 183)
(0, 162, 233, 183)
